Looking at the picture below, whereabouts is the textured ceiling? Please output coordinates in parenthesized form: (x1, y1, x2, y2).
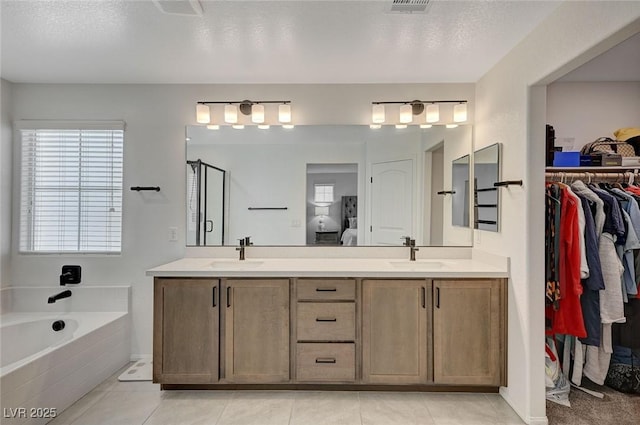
(0, 0, 562, 84)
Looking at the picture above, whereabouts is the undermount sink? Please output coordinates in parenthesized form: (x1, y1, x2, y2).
(388, 260, 447, 270)
(208, 260, 264, 269)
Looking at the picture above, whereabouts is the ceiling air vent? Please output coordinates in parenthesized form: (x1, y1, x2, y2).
(153, 0, 203, 17)
(388, 0, 431, 14)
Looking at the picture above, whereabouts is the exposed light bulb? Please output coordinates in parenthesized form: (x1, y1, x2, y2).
(420, 124, 432, 129)
(206, 125, 219, 130)
(453, 103, 467, 122)
(278, 104, 292, 123)
(258, 125, 270, 130)
(196, 104, 210, 124)
(251, 103, 265, 124)
(370, 124, 382, 129)
(395, 124, 407, 129)
(399, 104, 413, 124)
(426, 104, 439, 123)
(224, 104, 238, 124)
(372, 104, 385, 123)
(446, 124, 459, 129)
(232, 124, 245, 129)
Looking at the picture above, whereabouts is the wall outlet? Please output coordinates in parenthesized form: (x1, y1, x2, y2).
(291, 219, 301, 228)
(168, 227, 178, 242)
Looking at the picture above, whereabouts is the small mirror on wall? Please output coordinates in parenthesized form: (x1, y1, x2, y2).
(451, 154, 470, 227)
(473, 143, 501, 232)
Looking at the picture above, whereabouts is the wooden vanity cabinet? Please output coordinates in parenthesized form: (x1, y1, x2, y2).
(153, 278, 220, 384)
(295, 278, 357, 383)
(223, 279, 290, 383)
(362, 279, 430, 384)
(432, 279, 506, 386)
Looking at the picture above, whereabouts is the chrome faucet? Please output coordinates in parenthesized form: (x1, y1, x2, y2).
(236, 238, 246, 261)
(409, 239, 419, 261)
(48, 289, 72, 304)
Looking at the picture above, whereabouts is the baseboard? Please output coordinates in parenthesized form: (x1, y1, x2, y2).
(130, 354, 152, 362)
(499, 387, 548, 425)
(527, 417, 549, 425)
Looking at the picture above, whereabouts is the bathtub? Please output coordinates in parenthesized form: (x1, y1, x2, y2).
(0, 287, 130, 425)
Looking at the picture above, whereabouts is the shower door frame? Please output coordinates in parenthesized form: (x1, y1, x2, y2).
(187, 159, 227, 246)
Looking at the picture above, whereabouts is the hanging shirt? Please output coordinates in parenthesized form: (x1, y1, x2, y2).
(548, 185, 587, 338)
(576, 194, 604, 346)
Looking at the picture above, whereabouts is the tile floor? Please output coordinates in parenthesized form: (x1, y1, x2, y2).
(49, 366, 525, 425)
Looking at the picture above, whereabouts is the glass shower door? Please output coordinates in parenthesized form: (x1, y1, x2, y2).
(186, 160, 226, 246)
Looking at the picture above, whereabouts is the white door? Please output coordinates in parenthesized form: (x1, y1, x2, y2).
(370, 159, 413, 245)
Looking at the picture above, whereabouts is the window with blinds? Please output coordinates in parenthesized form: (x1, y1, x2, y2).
(19, 124, 124, 253)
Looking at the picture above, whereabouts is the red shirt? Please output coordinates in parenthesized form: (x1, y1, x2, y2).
(547, 186, 587, 338)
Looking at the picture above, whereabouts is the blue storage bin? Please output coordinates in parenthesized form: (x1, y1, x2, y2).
(553, 151, 581, 167)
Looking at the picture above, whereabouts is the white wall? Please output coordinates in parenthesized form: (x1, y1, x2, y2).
(1, 79, 12, 288)
(475, 3, 640, 424)
(8, 83, 473, 358)
(547, 81, 640, 150)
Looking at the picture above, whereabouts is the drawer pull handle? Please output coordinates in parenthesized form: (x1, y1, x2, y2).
(316, 288, 337, 292)
(316, 317, 337, 322)
(315, 358, 337, 364)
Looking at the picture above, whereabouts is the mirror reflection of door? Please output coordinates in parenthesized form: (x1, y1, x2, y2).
(306, 164, 358, 246)
(429, 145, 445, 245)
(186, 160, 226, 245)
(370, 159, 413, 245)
(451, 154, 471, 227)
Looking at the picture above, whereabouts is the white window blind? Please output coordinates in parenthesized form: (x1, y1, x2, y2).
(19, 126, 124, 253)
(314, 184, 334, 203)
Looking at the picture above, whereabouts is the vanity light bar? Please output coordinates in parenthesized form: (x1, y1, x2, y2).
(370, 100, 467, 125)
(196, 100, 292, 125)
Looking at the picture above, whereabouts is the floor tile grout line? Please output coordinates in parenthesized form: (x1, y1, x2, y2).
(211, 391, 234, 425)
(357, 391, 364, 425)
(213, 391, 237, 425)
(139, 396, 163, 425)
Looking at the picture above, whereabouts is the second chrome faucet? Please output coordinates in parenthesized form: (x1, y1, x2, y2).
(236, 236, 253, 260)
(402, 236, 419, 261)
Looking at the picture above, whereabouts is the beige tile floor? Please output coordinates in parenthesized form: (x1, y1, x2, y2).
(49, 366, 525, 425)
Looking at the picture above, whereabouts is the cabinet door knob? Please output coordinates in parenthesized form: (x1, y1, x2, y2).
(227, 286, 231, 307)
(315, 317, 337, 322)
(436, 287, 440, 309)
(421, 286, 426, 309)
(316, 287, 337, 292)
(315, 358, 337, 364)
(212, 286, 217, 307)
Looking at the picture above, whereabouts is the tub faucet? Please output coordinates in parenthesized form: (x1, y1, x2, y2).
(236, 238, 246, 261)
(48, 289, 72, 304)
(409, 239, 419, 261)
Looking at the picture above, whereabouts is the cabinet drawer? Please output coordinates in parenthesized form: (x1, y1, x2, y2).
(297, 279, 356, 301)
(296, 343, 355, 382)
(297, 303, 355, 341)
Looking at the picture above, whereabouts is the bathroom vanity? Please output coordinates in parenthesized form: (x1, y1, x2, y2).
(147, 254, 508, 392)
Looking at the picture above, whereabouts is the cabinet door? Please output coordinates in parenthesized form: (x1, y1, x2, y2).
(153, 278, 219, 384)
(433, 279, 502, 385)
(224, 279, 290, 383)
(362, 280, 429, 384)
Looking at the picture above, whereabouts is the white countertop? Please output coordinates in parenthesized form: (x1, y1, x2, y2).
(146, 257, 508, 278)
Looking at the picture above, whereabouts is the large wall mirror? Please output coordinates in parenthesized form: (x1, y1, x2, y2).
(473, 143, 501, 232)
(186, 125, 473, 247)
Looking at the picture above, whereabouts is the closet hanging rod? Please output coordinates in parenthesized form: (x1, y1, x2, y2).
(545, 171, 639, 181)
